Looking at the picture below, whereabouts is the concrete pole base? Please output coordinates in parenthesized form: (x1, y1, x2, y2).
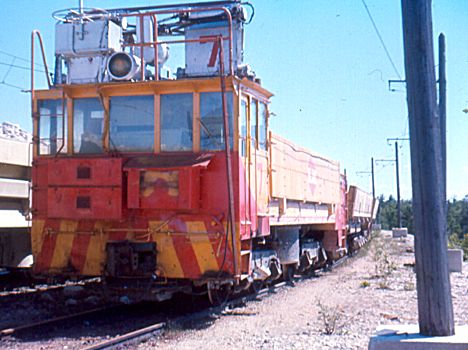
(368, 325, 468, 350)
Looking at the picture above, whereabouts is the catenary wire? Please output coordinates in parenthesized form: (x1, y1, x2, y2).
(360, 0, 402, 80)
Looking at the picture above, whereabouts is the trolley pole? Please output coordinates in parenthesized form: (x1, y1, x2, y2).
(401, 0, 454, 336)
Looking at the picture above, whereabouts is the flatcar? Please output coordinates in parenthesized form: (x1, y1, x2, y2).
(30, 1, 377, 303)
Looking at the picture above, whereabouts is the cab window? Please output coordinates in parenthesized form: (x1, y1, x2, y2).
(200, 92, 233, 151)
(251, 99, 257, 149)
(259, 102, 268, 151)
(240, 99, 247, 157)
(73, 98, 104, 154)
(110, 95, 154, 152)
(38, 99, 67, 155)
(160, 93, 193, 152)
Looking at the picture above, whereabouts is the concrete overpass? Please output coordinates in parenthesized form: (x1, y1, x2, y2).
(0, 134, 31, 267)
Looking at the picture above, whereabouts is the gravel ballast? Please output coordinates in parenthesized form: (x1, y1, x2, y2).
(138, 230, 467, 350)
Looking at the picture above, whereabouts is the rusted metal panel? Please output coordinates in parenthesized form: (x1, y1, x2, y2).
(48, 158, 122, 186)
(31, 215, 235, 279)
(126, 169, 140, 209)
(47, 187, 122, 219)
(270, 133, 340, 205)
(269, 200, 335, 226)
(347, 185, 374, 219)
(123, 153, 213, 170)
(139, 170, 180, 209)
(124, 155, 206, 210)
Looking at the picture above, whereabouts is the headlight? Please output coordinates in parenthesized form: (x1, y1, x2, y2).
(107, 52, 140, 81)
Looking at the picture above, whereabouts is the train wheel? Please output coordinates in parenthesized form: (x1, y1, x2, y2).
(282, 264, 296, 284)
(207, 282, 232, 306)
(249, 280, 264, 294)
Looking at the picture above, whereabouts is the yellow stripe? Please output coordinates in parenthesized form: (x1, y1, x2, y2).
(187, 221, 219, 273)
(31, 219, 46, 257)
(149, 220, 184, 278)
(82, 221, 108, 276)
(50, 220, 78, 269)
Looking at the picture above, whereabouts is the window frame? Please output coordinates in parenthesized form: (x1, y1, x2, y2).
(33, 85, 243, 158)
(37, 97, 68, 156)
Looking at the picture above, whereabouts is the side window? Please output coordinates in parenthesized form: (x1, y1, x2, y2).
(240, 99, 247, 157)
(38, 99, 67, 155)
(199, 92, 234, 151)
(251, 99, 257, 149)
(160, 93, 193, 152)
(259, 102, 268, 151)
(110, 95, 154, 152)
(73, 98, 104, 154)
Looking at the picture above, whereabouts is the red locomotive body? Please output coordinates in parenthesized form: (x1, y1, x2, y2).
(30, 1, 377, 302)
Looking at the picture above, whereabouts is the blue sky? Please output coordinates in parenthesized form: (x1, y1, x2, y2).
(0, 0, 466, 199)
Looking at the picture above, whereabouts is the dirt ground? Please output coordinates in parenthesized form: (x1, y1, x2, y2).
(138, 230, 468, 350)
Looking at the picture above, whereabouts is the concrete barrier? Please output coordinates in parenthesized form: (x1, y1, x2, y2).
(369, 324, 468, 350)
(392, 227, 408, 238)
(448, 249, 463, 273)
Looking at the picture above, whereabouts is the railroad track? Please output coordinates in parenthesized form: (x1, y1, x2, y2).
(80, 255, 354, 349)
(0, 305, 119, 338)
(82, 281, 289, 350)
(0, 253, 352, 349)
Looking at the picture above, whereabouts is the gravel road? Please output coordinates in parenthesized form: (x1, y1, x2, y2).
(137, 230, 467, 350)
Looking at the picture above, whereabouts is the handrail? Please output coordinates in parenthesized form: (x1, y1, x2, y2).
(120, 6, 234, 80)
(218, 35, 238, 276)
(31, 30, 52, 97)
(31, 30, 53, 158)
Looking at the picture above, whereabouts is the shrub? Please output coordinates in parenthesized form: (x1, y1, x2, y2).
(316, 299, 344, 335)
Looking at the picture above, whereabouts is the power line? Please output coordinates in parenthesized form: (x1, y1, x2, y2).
(0, 61, 47, 73)
(0, 81, 27, 91)
(0, 49, 51, 70)
(360, 0, 403, 80)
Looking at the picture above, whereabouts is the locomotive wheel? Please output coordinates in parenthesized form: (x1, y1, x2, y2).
(249, 280, 264, 294)
(207, 282, 232, 306)
(282, 264, 296, 283)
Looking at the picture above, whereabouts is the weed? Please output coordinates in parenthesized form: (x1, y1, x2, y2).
(372, 240, 397, 278)
(403, 281, 415, 291)
(378, 278, 390, 289)
(316, 299, 344, 335)
(360, 280, 370, 288)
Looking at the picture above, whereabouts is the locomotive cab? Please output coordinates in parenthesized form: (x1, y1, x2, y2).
(31, 1, 275, 301)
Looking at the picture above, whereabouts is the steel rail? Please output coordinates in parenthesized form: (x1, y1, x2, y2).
(83, 322, 166, 350)
(0, 305, 115, 337)
(0, 249, 356, 349)
(81, 281, 289, 350)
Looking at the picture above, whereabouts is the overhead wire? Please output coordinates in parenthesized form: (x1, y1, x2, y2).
(360, 0, 402, 80)
(0, 49, 51, 70)
(0, 61, 46, 73)
(0, 49, 49, 91)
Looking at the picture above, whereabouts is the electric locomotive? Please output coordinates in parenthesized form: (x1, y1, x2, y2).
(30, 1, 377, 303)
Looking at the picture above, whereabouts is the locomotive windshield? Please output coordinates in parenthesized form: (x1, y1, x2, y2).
(38, 99, 67, 155)
(200, 92, 233, 151)
(160, 93, 193, 152)
(73, 98, 104, 154)
(37, 92, 235, 155)
(110, 95, 154, 152)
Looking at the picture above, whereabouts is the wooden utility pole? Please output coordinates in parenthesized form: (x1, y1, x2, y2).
(438, 33, 447, 205)
(401, 0, 454, 336)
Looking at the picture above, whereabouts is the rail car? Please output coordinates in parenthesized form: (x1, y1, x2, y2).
(30, 1, 378, 303)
